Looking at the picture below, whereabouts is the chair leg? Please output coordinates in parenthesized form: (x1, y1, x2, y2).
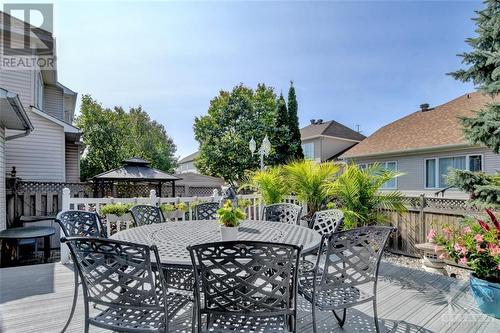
(373, 299, 380, 333)
(332, 309, 346, 327)
(61, 264, 79, 333)
(311, 302, 317, 333)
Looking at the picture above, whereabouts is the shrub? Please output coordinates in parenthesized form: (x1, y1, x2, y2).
(100, 202, 132, 217)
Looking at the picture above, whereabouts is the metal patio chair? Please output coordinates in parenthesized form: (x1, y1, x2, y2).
(301, 209, 344, 272)
(261, 203, 302, 225)
(62, 236, 190, 333)
(298, 226, 395, 333)
(194, 202, 219, 220)
(55, 210, 108, 332)
(130, 204, 165, 226)
(188, 241, 302, 333)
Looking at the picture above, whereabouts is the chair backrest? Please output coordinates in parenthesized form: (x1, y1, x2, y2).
(189, 241, 302, 317)
(56, 210, 107, 238)
(309, 209, 344, 235)
(262, 203, 302, 225)
(62, 237, 165, 312)
(129, 204, 164, 226)
(316, 226, 394, 289)
(194, 202, 219, 220)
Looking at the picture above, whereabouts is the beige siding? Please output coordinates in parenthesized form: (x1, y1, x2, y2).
(5, 109, 65, 181)
(0, 69, 33, 107)
(320, 137, 357, 161)
(43, 85, 64, 120)
(0, 127, 5, 231)
(65, 142, 80, 182)
(348, 147, 500, 197)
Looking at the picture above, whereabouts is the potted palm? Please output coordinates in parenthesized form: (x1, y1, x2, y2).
(101, 202, 132, 224)
(430, 209, 500, 318)
(239, 167, 286, 205)
(217, 200, 246, 241)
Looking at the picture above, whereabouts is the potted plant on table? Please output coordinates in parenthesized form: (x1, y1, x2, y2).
(429, 209, 500, 318)
(217, 200, 246, 241)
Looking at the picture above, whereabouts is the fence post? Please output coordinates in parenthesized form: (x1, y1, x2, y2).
(60, 188, 71, 264)
(418, 193, 426, 243)
(150, 189, 157, 206)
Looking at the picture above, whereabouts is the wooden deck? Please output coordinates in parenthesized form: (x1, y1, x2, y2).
(0, 261, 498, 333)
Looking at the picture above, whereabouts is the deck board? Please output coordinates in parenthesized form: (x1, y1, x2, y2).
(0, 261, 497, 332)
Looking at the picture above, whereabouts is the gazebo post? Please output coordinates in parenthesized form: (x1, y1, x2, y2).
(158, 181, 162, 198)
(172, 180, 176, 197)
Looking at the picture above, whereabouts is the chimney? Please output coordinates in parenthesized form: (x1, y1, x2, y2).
(316, 119, 323, 124)
(420, 103, 430, 112)
(310, 119, 316, 124)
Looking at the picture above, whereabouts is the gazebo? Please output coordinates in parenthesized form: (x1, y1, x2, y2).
(91, 157, 181, 197)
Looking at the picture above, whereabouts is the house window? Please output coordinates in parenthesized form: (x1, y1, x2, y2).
(302, 142, 314, 160)
(425, 154, 483, 188)
(358, 162, 397, 189)
(35, 72, 44, 109)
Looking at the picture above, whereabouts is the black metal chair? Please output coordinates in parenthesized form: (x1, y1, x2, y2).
(194, 202, 219, 220)
(55, 210, 108, 332)
(309, 209, 344, 235)
(261, 203, 302, 225)
(301, 209, 344, 272)
(188, 241, 302, 333)
(130, 204, 165, 226)
(62, 236, 190, 333)
(298, 226, 395, 333)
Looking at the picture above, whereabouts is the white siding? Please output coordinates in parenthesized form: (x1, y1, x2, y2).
(0, 127, 6, 231)
(43, 85, 64, 120)
(65, 142, 80, 182)
(348, 147, 500, 197)
(0, 69, 33, 107)
(5, 110, 65, 181)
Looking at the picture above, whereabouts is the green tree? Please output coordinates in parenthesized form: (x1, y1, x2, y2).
(77, 95, 177, 180)
(268, 93, 291, 165)
(287, 81, 304, 160)
(447, 0, 500, 205)
(194, 84, 278, 184)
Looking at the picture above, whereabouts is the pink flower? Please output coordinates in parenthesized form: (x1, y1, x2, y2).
(427, 229, 437, 242)
(462, 226, 472, 234)
(497, 265, 500, 271)
(474, 234, 484, 243)
(453, 243, 466, 255)
(459, 257, 468, 265)
(443, 227, 452, 237)
(488, 244, 500, 256)
(438, 253, 446, 260)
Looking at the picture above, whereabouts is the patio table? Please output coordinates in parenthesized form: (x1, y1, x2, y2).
(0, 226, 55, 266)
(111, 220, 322, 266)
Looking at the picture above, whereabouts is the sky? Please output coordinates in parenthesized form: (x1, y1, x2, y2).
(48, 0, 481, 158)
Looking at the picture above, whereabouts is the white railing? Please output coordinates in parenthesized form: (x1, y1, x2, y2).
(60, 187, 304, 263)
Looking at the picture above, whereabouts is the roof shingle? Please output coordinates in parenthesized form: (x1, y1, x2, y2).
(300, 120, 365, 141)
(341, 92, 500, 158)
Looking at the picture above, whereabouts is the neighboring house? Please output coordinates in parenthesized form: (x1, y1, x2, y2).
(0, 88, 33, 231)
(341, 92, 500, 198)
(300, 119, 366, 162)
(0, 12, 81, 183)
(177, 151, 199, 174)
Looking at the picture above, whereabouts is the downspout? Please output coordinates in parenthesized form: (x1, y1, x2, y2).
(5, 128, 31, 141)
(4, 94, 34, 141)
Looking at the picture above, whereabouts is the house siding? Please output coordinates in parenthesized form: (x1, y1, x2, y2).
(0, 69, 33, 106)
(0, 127, 6, 231)
(347, 147, 499, 198)
(5, 110, 65, 182)
(301, 138, 322, 162)
(65, 142, 80, 182)
(43, 85, 64, 120)
(320, 137, 357, 161)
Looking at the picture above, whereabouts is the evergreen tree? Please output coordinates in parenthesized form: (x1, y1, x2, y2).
(269, 93, 291, 165)
(449, 0, 500, 152)
(287, 81, 304, 160)
(447, 0, 500, 207)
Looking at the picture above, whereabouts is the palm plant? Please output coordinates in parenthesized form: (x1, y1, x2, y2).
(239, 166, 286, 204)
(326, 163, 406, 229)
(283, 160, 340, 218)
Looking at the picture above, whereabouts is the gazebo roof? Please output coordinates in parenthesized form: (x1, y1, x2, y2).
(91, 157, 181, 182)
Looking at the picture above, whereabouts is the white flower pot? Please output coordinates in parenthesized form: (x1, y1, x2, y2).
(220, 226, 239, 241)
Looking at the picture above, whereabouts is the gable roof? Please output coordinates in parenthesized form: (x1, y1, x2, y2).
(92, 157, 180, 182)
(179, 151, 199, 164)
(342, 92, 500, 158)
(300, 120, 366, 141)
